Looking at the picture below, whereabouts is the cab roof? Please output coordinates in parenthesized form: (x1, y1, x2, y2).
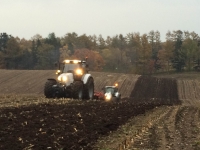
(105, 86, 117, 88)
(63, 60, 86, 64)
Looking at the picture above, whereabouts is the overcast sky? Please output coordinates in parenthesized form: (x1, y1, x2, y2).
(0, 0, 199, 41)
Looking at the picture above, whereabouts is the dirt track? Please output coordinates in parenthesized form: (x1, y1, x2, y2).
(122, 105, 200, 150)
(0, 70, 200, 150)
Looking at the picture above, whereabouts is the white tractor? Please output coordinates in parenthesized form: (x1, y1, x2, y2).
(44, 59, 94, 100)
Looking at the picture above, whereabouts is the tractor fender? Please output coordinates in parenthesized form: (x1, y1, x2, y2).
(47, 78, 57, 82)
(115, 92, 121, 98)
(81, 74, 92, 85)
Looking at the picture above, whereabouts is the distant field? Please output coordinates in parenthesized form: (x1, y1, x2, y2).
(154, 72, 200, 105)
(154, 71, 200, 80)
(0, 69, 200, 102)
(0, 69, 140, 98)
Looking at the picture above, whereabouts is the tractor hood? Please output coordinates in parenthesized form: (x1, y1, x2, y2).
(57, 73, 74, 86)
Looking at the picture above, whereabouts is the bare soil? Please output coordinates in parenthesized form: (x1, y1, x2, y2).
(125, 105, 200, 150)
(0, 97, 171, 150)
(0, 70, 140, 98)
(0, 70, 200, 150)
(95, 74, 200, 150)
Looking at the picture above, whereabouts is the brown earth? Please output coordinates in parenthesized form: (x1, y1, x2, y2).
(0, 70, 140, 98)
(0, 98, 163, 150)
(0, 70, 200, 150)
(121, 105, 200, 150)
(99, 73, 200, 150)
(98, 105, 200, 150)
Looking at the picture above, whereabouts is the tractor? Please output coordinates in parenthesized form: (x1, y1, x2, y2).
(94, 83, 121, 101)
(44, 59, 94, 100)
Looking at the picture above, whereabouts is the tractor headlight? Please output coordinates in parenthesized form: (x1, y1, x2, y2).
(105, 93, 112, 101)
(75, 69, 83, 75)
(62, 76, 67, 82)
(56, 70, 61, 75)
(58, 76, 67, 82)
(58, 76, 61, 81)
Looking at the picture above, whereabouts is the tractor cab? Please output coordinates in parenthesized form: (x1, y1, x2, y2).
(103, 86, 118, 95)
(56, 59, 89, 76)
(102, 83, 121, 101)
(103, 83, 119, 94)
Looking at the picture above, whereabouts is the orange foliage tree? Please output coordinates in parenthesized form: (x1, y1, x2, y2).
(72, 48, 105, 71)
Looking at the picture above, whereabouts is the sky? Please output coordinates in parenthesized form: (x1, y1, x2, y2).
(0, 0, 200, 41)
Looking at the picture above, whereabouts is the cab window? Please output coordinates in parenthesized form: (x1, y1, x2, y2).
(63, 64, 80, 73)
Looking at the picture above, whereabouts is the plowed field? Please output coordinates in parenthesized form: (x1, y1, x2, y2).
(0, 70, 200, 150)
(0, 70, 139, 98)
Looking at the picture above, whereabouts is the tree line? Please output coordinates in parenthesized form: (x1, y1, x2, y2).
(0, 30, 200, 74)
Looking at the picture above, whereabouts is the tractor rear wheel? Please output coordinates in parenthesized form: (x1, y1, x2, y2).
(44, 80, 56, 98)
(83, 77, 94, 100)
(72, 81, 83, 100)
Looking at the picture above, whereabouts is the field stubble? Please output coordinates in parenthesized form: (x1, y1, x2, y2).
(0, 70, 200, 149)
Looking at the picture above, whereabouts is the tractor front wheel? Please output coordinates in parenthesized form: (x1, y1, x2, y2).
(72, 81, 83, 100)
(83, 77, 94, 100)
(44, 80, 57, 98)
